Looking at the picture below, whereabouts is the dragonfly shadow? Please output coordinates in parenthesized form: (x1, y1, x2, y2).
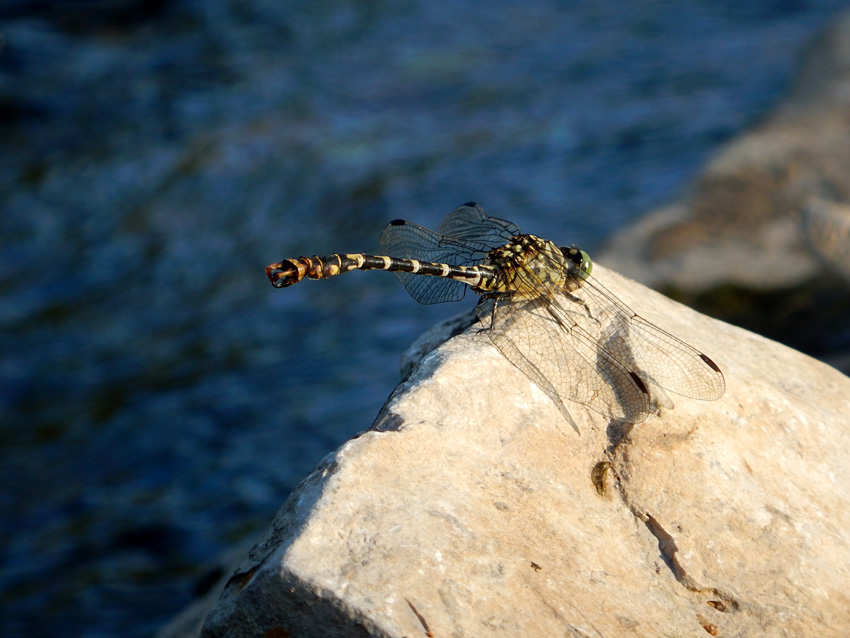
(593, 321, 663, 448)
(605, 419, 635, 449)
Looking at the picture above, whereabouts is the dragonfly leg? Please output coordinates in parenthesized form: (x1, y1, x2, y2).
(564, 290, 598, 323)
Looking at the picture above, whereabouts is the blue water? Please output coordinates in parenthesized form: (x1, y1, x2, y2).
(1, 1, 848, 635)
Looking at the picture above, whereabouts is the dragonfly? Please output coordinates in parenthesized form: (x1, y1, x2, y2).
(266, 202, 725, 428)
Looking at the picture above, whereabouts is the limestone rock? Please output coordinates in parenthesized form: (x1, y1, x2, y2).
(201, 265, 850, 638)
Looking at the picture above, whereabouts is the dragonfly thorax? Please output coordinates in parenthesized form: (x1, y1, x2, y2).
(483, 234, 583, 298)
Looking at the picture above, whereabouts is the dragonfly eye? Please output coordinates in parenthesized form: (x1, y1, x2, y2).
(577, 250, 593, 278)
(561, 246, 593, 279)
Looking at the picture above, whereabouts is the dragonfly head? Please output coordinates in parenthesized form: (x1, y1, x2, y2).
(560, 245, 593, 280)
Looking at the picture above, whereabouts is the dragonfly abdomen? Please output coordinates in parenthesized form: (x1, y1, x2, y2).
(266, 253, 495, 289)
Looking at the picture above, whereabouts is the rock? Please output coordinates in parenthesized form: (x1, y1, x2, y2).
(802, 197, 850, 283)
(200, 265, 850, 638)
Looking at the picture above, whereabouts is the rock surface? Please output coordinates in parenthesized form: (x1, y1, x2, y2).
(200, 265, 850, 638)
(802, 197, 850, 282)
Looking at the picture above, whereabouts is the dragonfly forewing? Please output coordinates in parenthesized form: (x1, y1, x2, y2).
(573, 274, 726, 402)
(478, 294, 654, 424)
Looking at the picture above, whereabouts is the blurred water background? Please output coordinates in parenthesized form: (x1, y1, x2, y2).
(2, 1, 848, 636)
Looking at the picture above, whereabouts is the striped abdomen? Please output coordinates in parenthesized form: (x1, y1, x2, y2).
(266, 253, 496, 289)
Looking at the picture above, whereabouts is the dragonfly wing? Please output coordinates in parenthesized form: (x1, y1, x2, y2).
(479, 294, 652, 423)
(574, 275, 726, 401)
(379, 203, 521, 306)
(379, 219, 475, 304)
(437, 202, 520, 249)
(549, 294, 654, 422)
(624, 314, 726, 400)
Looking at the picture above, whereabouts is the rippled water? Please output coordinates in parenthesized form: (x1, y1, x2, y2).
(1, 1, 847, 635)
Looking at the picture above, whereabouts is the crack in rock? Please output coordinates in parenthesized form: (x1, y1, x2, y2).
(608, 455, 740, 614)
(643, 513, 693, 587)
(639, 511, 740, 613)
